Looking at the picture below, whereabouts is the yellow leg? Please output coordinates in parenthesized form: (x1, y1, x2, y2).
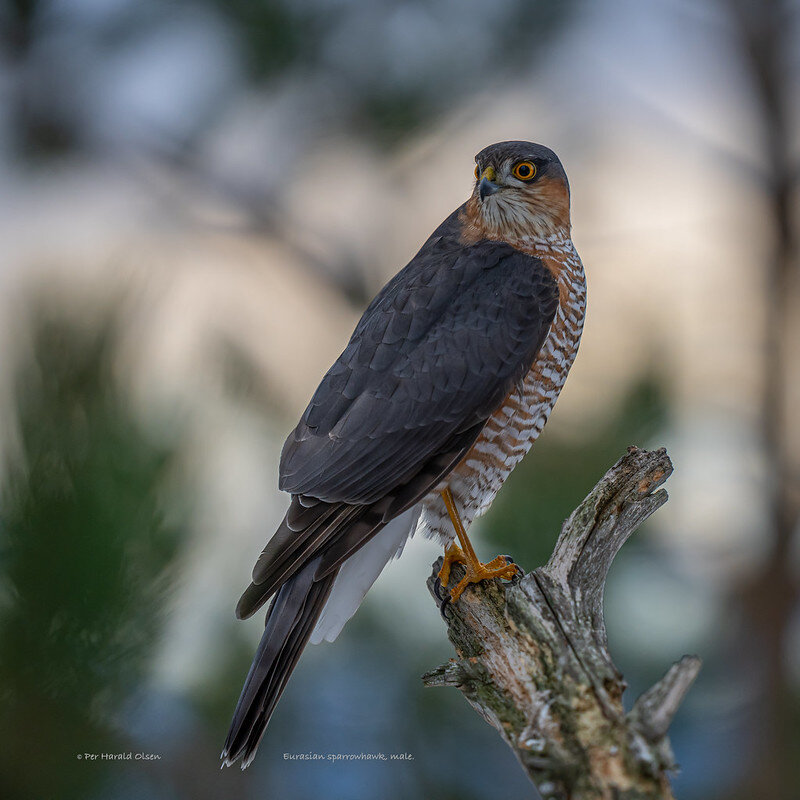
(436, 487, 521, 602)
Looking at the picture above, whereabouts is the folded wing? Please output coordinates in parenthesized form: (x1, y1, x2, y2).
(280, 223, 560, 507)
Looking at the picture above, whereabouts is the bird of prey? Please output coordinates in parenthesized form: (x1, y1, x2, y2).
(222, 141, 586, 768)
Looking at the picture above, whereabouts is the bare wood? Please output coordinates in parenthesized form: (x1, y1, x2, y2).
(423, 446, 699, 799)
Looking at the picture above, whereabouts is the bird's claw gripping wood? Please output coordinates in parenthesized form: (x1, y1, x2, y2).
(501, 555, 523, 585)
(437, 545, 521, 602)
(438, 489, 523, 602)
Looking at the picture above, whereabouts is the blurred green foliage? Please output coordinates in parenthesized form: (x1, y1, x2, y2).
(0, 309, 187, 800)
(200, 0, 575, 146)
(2, 0, 576, 158)
(208, 0, 333, 81)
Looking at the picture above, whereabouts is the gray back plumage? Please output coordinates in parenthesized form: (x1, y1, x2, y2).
(279, 207, 560, 505)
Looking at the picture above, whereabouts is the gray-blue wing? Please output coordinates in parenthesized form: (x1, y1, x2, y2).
(279, 230, 559, 505)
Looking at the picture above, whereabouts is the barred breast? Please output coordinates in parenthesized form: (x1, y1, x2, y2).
(417, 234, 586, 545)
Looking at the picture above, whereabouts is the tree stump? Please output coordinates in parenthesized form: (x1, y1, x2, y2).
(423, 447, 699, 799)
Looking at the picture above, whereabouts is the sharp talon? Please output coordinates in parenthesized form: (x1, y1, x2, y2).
(433, 574, 453, 618)
(499, 555, 523, 583)
(439, 595, 453, 621)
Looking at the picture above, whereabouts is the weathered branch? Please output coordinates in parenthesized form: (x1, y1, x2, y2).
(423, 446, 699, 799)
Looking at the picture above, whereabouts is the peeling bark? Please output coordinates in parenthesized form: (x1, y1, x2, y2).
(423, 447, 699, 799)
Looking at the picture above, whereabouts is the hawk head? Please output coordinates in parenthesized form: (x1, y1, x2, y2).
(469, 141, 570, 240)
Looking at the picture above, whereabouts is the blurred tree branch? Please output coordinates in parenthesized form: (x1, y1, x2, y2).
(727, 1, 800, 797)
(423, 447, 699, 799)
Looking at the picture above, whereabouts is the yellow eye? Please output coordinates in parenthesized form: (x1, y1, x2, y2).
(474, 164, 480, 179)
(512, 161, 537, 181)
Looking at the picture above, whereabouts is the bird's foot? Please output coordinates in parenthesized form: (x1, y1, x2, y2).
(437, 543, 522, 603)
(437, 542, 466, 589)
(501, 555, 523, 586)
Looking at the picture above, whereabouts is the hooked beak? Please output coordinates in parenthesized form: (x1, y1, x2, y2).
(478, 166, 499, 201)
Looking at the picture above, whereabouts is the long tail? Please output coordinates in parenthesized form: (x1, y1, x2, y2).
(221, 428, 483, 767)
(221, 555, 338, 768)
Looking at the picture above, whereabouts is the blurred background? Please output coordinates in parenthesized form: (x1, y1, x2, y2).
(0, 0, 798, 798)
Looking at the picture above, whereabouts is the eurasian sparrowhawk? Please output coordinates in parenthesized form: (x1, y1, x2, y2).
(222, 141, 586, 768)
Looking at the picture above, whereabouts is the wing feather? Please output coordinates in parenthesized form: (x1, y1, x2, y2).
(280, 214, 558, 505)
